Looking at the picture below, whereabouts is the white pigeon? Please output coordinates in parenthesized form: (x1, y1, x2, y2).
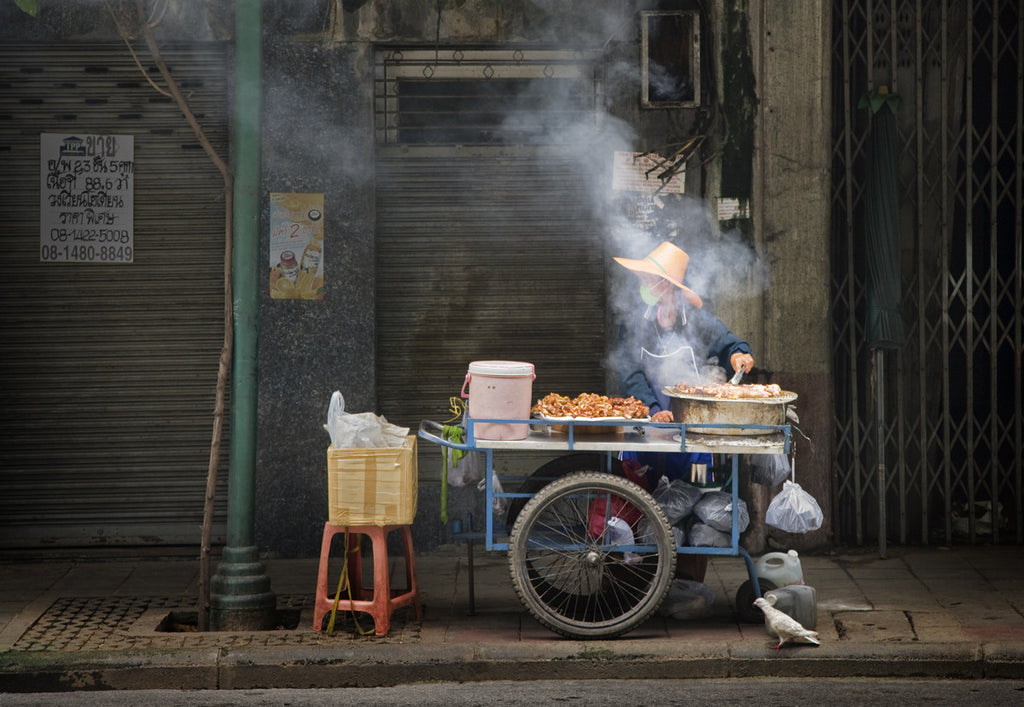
(753, 597, 820, 651)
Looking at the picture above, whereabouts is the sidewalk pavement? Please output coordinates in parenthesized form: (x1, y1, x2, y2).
(1, 542, 1023, 692)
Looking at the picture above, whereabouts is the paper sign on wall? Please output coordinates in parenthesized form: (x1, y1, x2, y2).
(269, 192, 324, 300)
(40, 133, 134, 263)
(611, 151, 685, 194)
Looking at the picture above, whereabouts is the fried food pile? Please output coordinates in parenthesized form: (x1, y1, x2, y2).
(532, 393, 650, 419)
(666, 382, 785, 400)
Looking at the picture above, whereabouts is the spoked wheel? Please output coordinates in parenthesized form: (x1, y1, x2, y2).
(508, 472, 675, 639)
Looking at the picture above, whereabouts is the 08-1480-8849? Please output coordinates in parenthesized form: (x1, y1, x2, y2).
(40, 244, 133, 263)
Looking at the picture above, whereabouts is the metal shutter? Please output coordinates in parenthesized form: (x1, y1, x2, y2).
(0, 43, 230, 548)
(375, 148, 609, 476)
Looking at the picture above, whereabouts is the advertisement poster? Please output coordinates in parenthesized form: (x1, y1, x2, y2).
(269, 192, 324, 300)
(39, 133, 134, 264)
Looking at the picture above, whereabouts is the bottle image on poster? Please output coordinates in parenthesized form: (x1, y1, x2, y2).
(269, 193, 324, 300)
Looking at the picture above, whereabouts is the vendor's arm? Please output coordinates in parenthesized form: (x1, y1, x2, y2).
(621, 364, 663, 414)
(691, 307, 754, 374)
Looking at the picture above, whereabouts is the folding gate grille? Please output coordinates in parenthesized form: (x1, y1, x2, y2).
(830, 0, 1023, 546)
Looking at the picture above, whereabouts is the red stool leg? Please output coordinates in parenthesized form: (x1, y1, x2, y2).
(345, 531, 365, 600)
(313, 522, 348, 631)
(367, 526, 393, 635)
(400, 526, 423, 620)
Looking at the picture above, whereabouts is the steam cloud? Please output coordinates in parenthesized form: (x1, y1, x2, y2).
(497, 51, 768, 392)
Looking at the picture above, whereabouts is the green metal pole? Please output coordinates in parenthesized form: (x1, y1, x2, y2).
(210, 0, 275, 631)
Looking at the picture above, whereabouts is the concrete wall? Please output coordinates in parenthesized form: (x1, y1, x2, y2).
(747, 0, 833, 553)
(254, 37, 378, 557)
(256, 0, 834, 557)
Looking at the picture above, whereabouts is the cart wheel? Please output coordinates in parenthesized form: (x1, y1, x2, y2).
(735, 577, 777, 624)
(508, 471, 675, 639)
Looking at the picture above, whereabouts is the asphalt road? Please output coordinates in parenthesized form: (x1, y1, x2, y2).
(3, 678, 1024, 706)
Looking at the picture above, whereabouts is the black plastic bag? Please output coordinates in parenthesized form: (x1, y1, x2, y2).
(749, 454, 791, 487)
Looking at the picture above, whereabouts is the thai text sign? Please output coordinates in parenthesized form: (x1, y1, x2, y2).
(40, 133, 134, 263)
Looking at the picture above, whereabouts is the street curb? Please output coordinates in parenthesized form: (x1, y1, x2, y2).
(2, 641, 1021, 692)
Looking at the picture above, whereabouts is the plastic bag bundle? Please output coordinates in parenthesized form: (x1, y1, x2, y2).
(636, 519, 686, 549)
(693, 491, 749, 533)
(687, 521, 731, 547)
(750, 454, 791, 487)
(766, 480, 823, 533)
(671, 524, 686, 548)
(324, 391, 409, 448)
(657, 579, 716, 620)
(651, 477, 703, 525)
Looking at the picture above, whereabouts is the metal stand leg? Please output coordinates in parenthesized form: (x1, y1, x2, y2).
(466, 539, 476, 616)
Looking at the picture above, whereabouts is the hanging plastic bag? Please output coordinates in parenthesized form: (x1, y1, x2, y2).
(766, 480, 823, 533)
(749, 454, 791, 487)
(448, 448, 484, 487)
(441, 425, 484, 487)
(479, 471, 507, 517)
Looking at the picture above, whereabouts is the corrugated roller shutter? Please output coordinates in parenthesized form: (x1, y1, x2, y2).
(0, 43, 230, 548)
(375, 149, 608, 474)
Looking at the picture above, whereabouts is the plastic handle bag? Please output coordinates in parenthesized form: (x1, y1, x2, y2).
(766, 480, 823, 533)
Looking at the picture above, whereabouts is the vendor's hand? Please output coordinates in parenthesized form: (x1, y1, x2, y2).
(652, 409, 674, 423)
(730, 352, 755, 374)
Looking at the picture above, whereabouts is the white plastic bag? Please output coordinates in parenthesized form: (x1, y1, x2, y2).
(479, 472, 507, 517)
(324, 390, 409, 448)
(766, 480, 823, 533)
(448, 448, 485, 487)
(605, 516, 640, 563)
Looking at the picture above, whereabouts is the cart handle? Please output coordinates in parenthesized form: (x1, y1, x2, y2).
(418, 419, 475, 452)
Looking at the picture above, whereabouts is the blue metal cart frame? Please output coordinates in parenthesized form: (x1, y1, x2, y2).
(419, 416, 791, 637)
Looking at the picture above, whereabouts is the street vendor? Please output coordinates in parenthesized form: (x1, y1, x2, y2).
(613, 240, 755, 482)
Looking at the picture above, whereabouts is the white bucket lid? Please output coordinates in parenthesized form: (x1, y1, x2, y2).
(467, 360, 534, 377)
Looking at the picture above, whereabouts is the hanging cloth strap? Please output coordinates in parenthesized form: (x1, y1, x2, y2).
(440, 424, 466, 524)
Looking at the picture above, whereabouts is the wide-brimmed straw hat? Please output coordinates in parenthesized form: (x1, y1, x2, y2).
(613, 241, 703, 308)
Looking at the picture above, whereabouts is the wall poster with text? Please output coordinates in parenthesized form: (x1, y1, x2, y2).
(40, 133, 134, 264)
(269, 192, 324, 300)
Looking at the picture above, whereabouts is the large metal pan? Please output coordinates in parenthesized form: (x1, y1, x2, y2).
(663, 387, 798, 435)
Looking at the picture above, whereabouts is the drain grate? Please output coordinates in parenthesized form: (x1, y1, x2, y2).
(13, 595, 189, 651)
(9, 593, 418, 651)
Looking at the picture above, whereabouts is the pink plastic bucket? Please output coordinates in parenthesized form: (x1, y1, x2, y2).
(460, 360, 535, 440)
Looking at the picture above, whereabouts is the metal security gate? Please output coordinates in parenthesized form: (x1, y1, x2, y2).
(0, 43, 230, 548)
(831, 1, 1023, 545)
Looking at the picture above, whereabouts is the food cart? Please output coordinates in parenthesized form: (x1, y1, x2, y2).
(419, 411, 793, 639)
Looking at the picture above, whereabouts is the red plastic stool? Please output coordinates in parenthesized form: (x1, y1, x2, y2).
(313, 522, 422, 635)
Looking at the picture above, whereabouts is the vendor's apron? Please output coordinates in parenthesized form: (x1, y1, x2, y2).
(640, 338, 700, 411)
(627, 333, 711, 482)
